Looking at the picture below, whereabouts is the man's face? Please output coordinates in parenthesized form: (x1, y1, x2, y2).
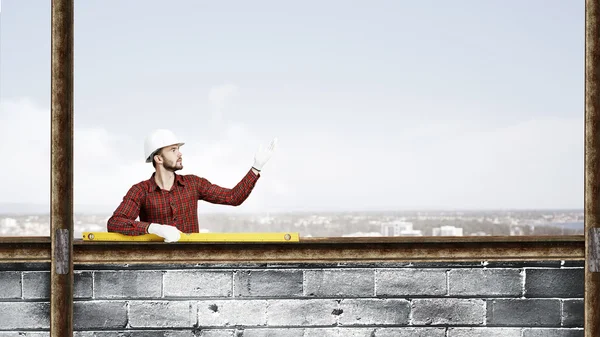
(158, 145, 183, 171)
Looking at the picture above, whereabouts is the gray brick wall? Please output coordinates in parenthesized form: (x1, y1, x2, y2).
(0, 261, 584, 336)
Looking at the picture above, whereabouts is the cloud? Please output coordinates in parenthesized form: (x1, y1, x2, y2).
(0, 96, 282, 213)
(0, 97, 584, 213)
(0, 98, 51, 204)
(208, 83, 239, 123)
(0, 97, 147, 209)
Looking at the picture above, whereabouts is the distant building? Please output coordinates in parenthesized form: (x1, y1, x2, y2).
(381, 221, 423, 236)
(0, 218, 18, 227)
(343, 231, 386, 237)
(510, 225, 525, 236)
(469, 231, 490, 236)
(432, 226, 463, 236)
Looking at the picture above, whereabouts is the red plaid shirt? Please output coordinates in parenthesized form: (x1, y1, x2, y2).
(107, 168, 260, 235)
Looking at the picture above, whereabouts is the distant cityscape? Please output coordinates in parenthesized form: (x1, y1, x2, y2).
(0, 209, 584, 238)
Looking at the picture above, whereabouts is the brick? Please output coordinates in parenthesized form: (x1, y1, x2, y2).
(197, 300, 267, 326)
(242, 328, 304, 337)
(0, 302, 49, 329)
(375, 328, 446, 337)
(525, 269, 584, 298)
(163, 271, 232, 297)
(73, 301, 127, 330)
(234, 270, 302, 297)
(75, 332, 198, 337)
(195, 330, 235, 337)
(487, 299, 561, 326)
(376, 269, 446, 296)
(304, 270, 373, 297)
(523, 328, 584, 337)
(485, 261, 561, 268)
(94, 271, 162, 298)
(338, 299, 410, 325)
(411, 299, 485, 325)
(267, 299, 338, 326)
(335, 262, 412, 268)
(22, 271, 92, 299)
(74, 271, 93, 298)
(0, 271, 21, 298)
(304, 328, 376, 336)
(562, 300, 583, 327)
(449, 269, 522, 296)
(22, 271, 49, 299)
(128, 300, 197, 328)
(447, 328, 522, 337)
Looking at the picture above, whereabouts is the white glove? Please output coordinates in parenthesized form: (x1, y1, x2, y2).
(253, 138, 278, 171)
(147, 223, 182, 243)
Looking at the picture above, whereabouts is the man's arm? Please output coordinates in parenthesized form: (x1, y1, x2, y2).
(106, 186, 152, 235)
(196, 168, 260, 206)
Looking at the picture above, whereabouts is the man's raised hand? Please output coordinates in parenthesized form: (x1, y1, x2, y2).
(253, 137, 278, 171)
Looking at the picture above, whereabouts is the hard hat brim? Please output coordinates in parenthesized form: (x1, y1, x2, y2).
(145, 142, 185, 163)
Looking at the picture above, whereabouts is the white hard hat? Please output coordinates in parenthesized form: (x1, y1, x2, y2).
(144, 129, 185, 163)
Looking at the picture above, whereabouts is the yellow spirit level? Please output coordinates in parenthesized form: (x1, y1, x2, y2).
(82, 231, 300, 242)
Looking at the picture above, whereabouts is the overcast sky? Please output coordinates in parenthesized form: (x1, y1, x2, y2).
(0, 0, 584, 213)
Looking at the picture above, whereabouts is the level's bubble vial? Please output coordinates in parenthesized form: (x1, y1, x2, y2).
(284, 233, 291, 241)
(88, 233, 95, 240)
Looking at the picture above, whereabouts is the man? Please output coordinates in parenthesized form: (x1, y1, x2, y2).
(106, 129, 277, 242)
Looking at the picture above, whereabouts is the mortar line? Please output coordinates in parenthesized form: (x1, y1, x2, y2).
(521, 268, 526, 299)
(483, 297, 487, 326)
(20, 271, 24, 300)
(373, 269, 377, 297)
(560, 299, 564, 327)
(302, 270, 306, 297)
(231, 270, 236, 298)
(126, 300, 131, 329)
(446, 269, 450, 297)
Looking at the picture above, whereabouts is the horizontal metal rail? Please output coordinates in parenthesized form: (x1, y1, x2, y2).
(0, 235, 584, 264)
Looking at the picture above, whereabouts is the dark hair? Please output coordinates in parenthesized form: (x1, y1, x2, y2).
(151, 148, 163, 168)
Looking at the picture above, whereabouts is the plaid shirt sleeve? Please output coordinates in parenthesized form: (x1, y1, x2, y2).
(106, 185, 151, 235)
(196, 168, 260, 205)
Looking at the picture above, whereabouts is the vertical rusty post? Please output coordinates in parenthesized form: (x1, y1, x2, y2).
(586, 0, 600, 336)
(50, 0, 74, 336)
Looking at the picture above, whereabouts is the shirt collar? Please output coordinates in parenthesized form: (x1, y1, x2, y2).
(147, 172, 185, 192)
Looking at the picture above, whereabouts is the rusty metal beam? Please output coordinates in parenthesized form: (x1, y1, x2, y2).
(586, 0, 600, 336)
(50, 0, 74, 336)
(0, 236, 584, 264)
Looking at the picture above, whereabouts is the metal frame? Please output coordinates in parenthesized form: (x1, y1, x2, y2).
(585, 1, 600, 335)
(0, 0, 595, 335)
(50, 0, 74, 335)
(0, 235, 585, 264)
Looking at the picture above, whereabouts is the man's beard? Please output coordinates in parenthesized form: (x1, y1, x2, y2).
(164, 159, 183, 171)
